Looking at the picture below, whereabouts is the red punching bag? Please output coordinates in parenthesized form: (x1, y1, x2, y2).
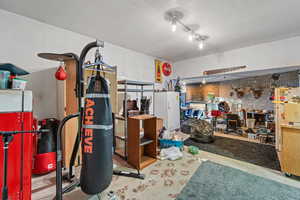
(55, 66, 67, 80)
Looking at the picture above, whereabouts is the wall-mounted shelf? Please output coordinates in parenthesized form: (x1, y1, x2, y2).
(118, 88, 154, 93)
(118, 80, 154, 86)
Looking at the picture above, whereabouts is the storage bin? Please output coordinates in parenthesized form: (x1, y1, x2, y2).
(0, 70, 10, 89)
(159, 139, 184, 150)
(12, 78, 27, 90)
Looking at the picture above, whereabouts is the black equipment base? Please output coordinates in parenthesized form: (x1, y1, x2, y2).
(113, 170, 145, 180)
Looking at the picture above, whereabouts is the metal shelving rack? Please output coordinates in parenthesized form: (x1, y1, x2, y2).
(114, 80, 155, 159)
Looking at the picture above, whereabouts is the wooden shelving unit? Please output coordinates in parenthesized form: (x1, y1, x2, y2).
(114, 80, 155, 160)
(127, 114, 157, 170)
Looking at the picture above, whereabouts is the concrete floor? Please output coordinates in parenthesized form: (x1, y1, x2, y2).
(32, 148, 300, 200)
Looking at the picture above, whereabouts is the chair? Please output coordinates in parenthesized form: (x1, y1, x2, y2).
(185, 109, 193, 118)
(224, 114, 243, 135)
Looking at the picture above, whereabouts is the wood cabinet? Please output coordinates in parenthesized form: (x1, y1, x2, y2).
(127, 115, 157, 170)
(281, 125, 300, 176)
(274, 88, 300, 174)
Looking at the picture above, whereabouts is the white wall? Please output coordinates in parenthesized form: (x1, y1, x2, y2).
(23, 68, 58, 119)
(174, 36, 300, 78)
(0, 9, 157, 119)
(0, 9, 155, 82)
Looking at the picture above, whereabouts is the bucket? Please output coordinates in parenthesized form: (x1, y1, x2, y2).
(0, 70, 10, 89)
(32, 152, 56, 174)
(12, 78, 27, 90)
(246, 119, 256, 128)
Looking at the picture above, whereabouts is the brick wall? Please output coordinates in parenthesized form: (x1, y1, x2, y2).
(186, 71, 299, 111)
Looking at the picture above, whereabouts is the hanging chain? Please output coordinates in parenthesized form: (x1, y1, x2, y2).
(94, 47, 105, 78)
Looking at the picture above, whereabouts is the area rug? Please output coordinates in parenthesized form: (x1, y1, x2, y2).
(176, 161, 300, 200)
(184, 136, 281, 170)
(61, 152, 201, 200)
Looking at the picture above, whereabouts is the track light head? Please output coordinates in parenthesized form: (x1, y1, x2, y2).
(171, 20, 177, 32)
(165, 10, 183, 33)
(198, 40, 204, 50)
(188, 33, 193, 41)
(195, 34, 209, 50)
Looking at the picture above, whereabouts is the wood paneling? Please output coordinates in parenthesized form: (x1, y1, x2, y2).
(186, 85, 202, 101)
(186, 84, 219, 101)
(63, 60, 79, 168)
(65, 60, 78, 115)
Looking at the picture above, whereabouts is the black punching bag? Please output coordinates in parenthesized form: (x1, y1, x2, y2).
(80, 72, 113, 194)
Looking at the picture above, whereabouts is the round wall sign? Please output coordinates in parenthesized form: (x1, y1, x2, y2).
(162, 62, 172, 76)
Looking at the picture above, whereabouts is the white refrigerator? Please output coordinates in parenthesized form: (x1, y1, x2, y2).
(154, 91, 180, 131)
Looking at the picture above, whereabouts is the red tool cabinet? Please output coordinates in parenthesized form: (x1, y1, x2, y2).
(0, 90, 33, 200)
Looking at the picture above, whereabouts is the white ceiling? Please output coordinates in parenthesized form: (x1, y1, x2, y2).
(1, 0, 300, 62)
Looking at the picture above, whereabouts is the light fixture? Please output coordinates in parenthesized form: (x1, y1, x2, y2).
(195, 35, 209, 50)
(164, 10, 209, 50)
(171, 20, 177, 32)
(198, 40, 204, 50)
(202, 78, 206, 84)
(188, 32, 193, 41)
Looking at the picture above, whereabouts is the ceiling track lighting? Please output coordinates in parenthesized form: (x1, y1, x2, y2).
(188, 32, 193, 41)
(198, 40, 204, 50)
(171, 20, 177, 32)
(164, 10, 209, 50)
